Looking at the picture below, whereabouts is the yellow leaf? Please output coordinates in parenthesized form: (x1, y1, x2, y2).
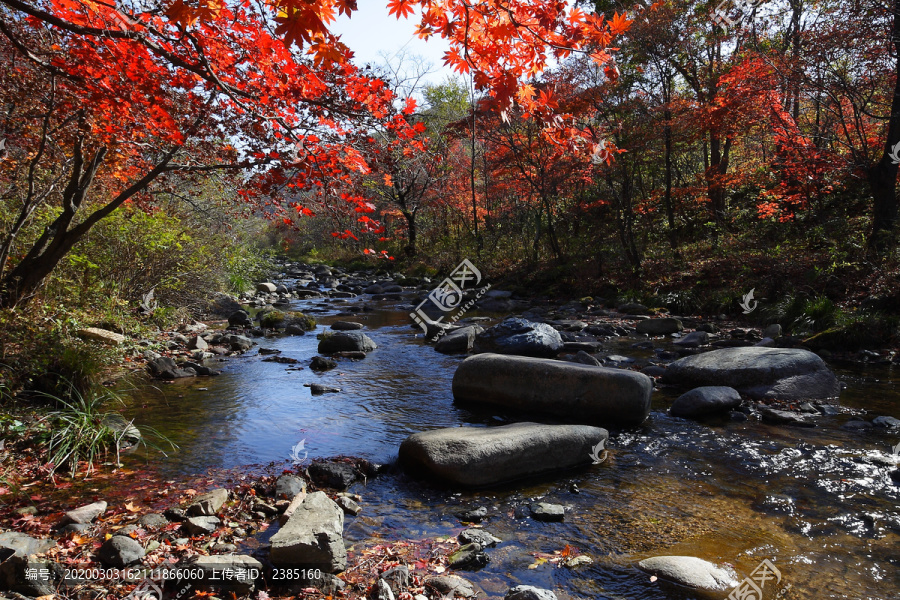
(104, 533, 112, 540)
(124, 502, 139, 513)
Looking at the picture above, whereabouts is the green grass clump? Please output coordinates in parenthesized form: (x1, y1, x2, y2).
(40, 385, 176, 476)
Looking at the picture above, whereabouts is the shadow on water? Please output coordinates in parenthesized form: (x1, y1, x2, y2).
(119, 297, 900, 599)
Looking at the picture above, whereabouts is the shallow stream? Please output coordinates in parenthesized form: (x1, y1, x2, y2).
(119, 295, 900, 600)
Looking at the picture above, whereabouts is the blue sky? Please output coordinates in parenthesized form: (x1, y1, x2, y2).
(330, 4, 453, 86)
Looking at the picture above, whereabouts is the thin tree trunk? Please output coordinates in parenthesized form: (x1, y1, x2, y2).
(868, 0, 900, 250)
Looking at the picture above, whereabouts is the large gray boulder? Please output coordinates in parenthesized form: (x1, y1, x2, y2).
(662, 347, 840, 400)
(637, 556, 739, 592)
(318, 331, 377, 354)
(452, 354, 652, 425)
(670, 386, 742, 418)
(472, 318, 563, 358)
(269, 492, 346, 572)
(398, 422, 608, 487)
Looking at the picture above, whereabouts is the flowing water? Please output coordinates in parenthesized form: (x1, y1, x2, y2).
(119, 294, 900, 600)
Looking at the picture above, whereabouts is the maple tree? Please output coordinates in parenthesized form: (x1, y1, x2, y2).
(0, 0, 627, 307)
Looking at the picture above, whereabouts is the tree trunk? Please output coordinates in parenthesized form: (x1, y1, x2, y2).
(868, 0, 900, 250)
(402, 209, 418, 257)
(706, 133, 731, 227)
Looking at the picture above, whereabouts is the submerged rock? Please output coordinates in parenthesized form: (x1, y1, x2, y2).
(530, 502, 565, 522)
(399, 422, 608, 487)
(662, 347, 840, 400)
(452, 353, 652, 425)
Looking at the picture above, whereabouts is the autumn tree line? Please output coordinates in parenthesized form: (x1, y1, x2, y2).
(1, 0, 899, 389)
(289, 0, 900, 312)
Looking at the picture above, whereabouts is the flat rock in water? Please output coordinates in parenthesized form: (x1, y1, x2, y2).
(472, 318, 563, 358)
(638, 556, 739, 592)
(269, 492, 346, 572)
(662, 347, 840, 400)
(670, 386, 742, 418)
(505, 585, 559, 600)
(759, 407, 816, 427)
(399, 422, 608, 487)
(452, 353, 652, 426)
(458, 529, 501, 547)
(530, 502, 565, 522)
